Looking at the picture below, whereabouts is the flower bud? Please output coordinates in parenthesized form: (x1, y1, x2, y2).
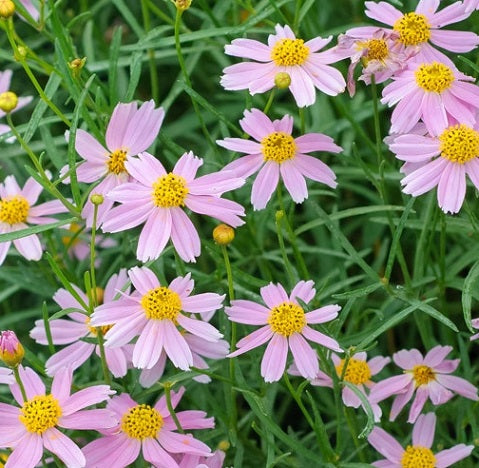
(274, 72, 291, 89)
(0, 91, 18, 113)
(173, 0, 192, 11)
(0, 0, 15, 18)
(69, 57, 86, 78)
(0, 331, 24, 368)
(217, 440, 230, 451)
(90, 193, 104, 205)
(213, 224, 235, 245)
(94, 287, 104, 305)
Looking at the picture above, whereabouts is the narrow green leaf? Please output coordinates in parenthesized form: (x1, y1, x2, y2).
(462, 259, 479, 333)
(0, 217, 76, 242)
(342, 382, 375, 438)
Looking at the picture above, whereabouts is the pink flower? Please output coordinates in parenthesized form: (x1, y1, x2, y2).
(62, 100, 165, 227)
(0, 366, 116, 468)
(389, 120, 479, 214)
(470, 317, 479, 341)
(216, 108, 341, 210)
(221, 24, 346, 107)
(381, 60, 479, 135)
(30, 269, 132, 378)
(82, 387, 213, 468)
(91, 266, 224, 372)
(179, 449, 225, 468)
(0, 366, 13, 384)
(101, 151, 245, 262)
(290, 351, 390, 421)
(368, 412, 474, 467)
(0, 330, 24, 367)
(364, 0, 479, 62)
(369, 345, 478, 423)
(0, 175, 68, 266)
(226, 280, 342, 382)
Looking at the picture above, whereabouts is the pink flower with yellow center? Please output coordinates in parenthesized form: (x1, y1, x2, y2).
(369, 345, 478, 423)
(221, 24, 346, 107)
(101, 151, 245, 262)
(0, 175, 68, 266)
(216, 108, 341, 210)
(368, 412, 473, 467)
(226, 280, 342, 382)
(0, 366, 116, 468)
(91, 266, 224, 372)
(364, 0, 479, 62)
(82, 387, 213, 468)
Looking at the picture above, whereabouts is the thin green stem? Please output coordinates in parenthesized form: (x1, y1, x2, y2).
(262, 89, 275, 115)
(164, 383, 184, 433)
(141, 0, 159, 103)
(89, 203, 99, 307)
(298, 107, 306, 134)
(42, 302, 55, 355)
(96, 329, 111, 386)
(13, 367, 28, 402)
(275, 209, 296, 287)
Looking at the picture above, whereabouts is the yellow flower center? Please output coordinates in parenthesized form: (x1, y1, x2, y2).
(336, 358, 372, 385)
(0, 195, 30, 225)
(393, 12, 431, 46)
(141, 286, 182, 321)
(439, 124, 479, 164)
(360, 39, 389, 63)
(19, 394, 62, 434)
(415, 62, 454, 93)
(401, 445, 436, 468)
(152, 173, 189, 208)
(121, 404, 164, 440)
(107, 149, 128, 175)
(85, 314, 112, 336)
(271, 38, 310, 66)
(412, 365, 436, 386)
(261, 132, 297, 163)
(268, 302, 306, 336)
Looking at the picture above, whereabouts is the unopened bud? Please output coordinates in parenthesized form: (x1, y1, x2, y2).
(173, 0, 192, 11)
(0, 91, 18, 113)
(94, 287, 104, 305)
(90, 194, 104, 205)
(0, 0, 15, 18)
(217, 440, 230, 451)
(0, 331, 24, 368)
(213, 224, 235, 245)
(275, 210, 284, 222)
(69, 57, 86, 78)
(16, 46, 28, 60)
(274, 72, 291, 89)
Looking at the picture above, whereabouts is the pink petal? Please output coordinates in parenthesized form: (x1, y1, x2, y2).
(367, 427, 404, 462)
(42, 427, 85, 467)
(101, 202, 153, 233)
(62, 385, 115, 415)
(184, 195, 245, 227)
(226, 300, 270, 325)
(261, 333, 288, 382)
(280, 160, 308, 203)
(162, 320, 193, 370)
(132, 320, 164, 369)
(430, 29, 479, 53)
(177, 315, 222, 342)
(45, 342, 93, 377)
(102, 313, 146, 347)
(368, 356, 391, 375)
(169, 207, 200, 262)
(293, 154, 337, 188)
(137, 208, 172, 262)
(423, 345, 452, 367)
(301, 326, 342, 352)
(407, 386, 429, 423)
(224, 38, 272, 62)
(228, 325, 274, 357)
(169, 273, 194, 298)
(125, 151, 166, 186)
(181, 293, 224, 314)
(435, 374, 479, 400)
(83, 434, 140, 467)
(437, 162, 466, 214)
(173, 151, 203, 182)
(369, 374, 413, 403)
(221, 154, 264, 179)
(239, 108, 275, 141)
(157, 430, 211, 456)
(412, 412, 436, 447)
(13, 233, 42, 261)
(260, 283, 289, 308)
(295, 133, 342, 154)
(435, 445, 474, 468)
(288, 67, 316, 107)
(289, 280, 315, 304)
(6, 433, 43, 468)
(389, 382, 415, 421)
(105, 102, 137, 150)
(288, 333, 319, 379)
(393, 348, 424, 369)
(273, 114, 294, 134)
(128, 265, 160, 295)
(305, 304, 340, 324)
(251, 162, 279, 210)
(365, 1, 402, 25)
(60, 408, 117, 430)
(104, 346, 129, 378)
(142, 437, 180, 468)
(75, 129, 108, 164)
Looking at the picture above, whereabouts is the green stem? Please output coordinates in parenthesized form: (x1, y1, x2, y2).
(141, 0, 159, 103)
(89, 203, 99, 307)
(275, 209, 296, 287)
(262, 89, 275, 115)
(96, 329, 111, 386)
(13, 367, 28, 402)
(42, 302, 55, 355)
(298, 107, 306, 134)
(164, 383, 184, 433)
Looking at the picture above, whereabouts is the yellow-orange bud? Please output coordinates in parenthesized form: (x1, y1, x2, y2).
(173, 0, 192, 11)
(213, 224, 235, 245)
(0, 0, 15, 18)
(0, 91, 18, 113)
(0, 330, 24, 368)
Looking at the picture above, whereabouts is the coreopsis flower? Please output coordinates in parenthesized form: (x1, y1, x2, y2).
(82, 388, 213, 468)
(221, 24, 346, 107)
(364, 0, 479, 62)
(91, 266, 224, 372)
(381, 61, 479, 135)
(470, 317, 479, 341)
(226, 280, 342, 382)
(0, 175, 68, 266)
(369, 345, 478, 423)
(389, 119, 479, 214)
(216, 108, 341, 210)
(290, 351, 390, 421)
(61, 100, 165, 227)
(368, 412, 473, 467)
(0, 366, 13, 384)
(30, 269, 132, 377)
(0, 330, 24, 367)
(101, 151, 245, 262)
(0, 366, 116, 468)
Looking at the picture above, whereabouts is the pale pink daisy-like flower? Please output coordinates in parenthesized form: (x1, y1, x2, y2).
(179, 449, 225, 468)
(0, 366, 116, 468)
(216, 108, 341, 210)
(221, 24, 346, 107)
(290, 351, 390, 421)
(82, 387, 213, 468)
(368, 412, 474, 467)
(0, 175, 68, 266)
(226, 280, 342, 383)
(369, 345, 478, 423)
(91, 266, 224, 372)
(30, 269, 132, 378)
(364, 0, 479, 62)
(389, 119, 479, 214)
(0, 366, 13, 384)
(62, 100, 165, 227)
(381, 60, 479, 135)
(101, 151, 245, 262)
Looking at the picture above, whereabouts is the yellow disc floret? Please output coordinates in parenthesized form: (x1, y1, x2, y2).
(107, 149, 128, 175)
(415, 62, 454, 93)
(261, 132, 297, 163)
(439, 124, 479, 164)
(19, 394, 62, 434)
(121, 404, 163, 440)
(268, 302, 306, 336)
(362, 39, 389, 63)
(0, 195, 29, 225)
(401, 445, 436, 468)
(394, 12, 431, 46)
(336, 358, 372, 385)
(271, 38, 310, 66)
(152, 173, 189, 208)
(412, 365, 436, 386)
(141, 286, 182, 321)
